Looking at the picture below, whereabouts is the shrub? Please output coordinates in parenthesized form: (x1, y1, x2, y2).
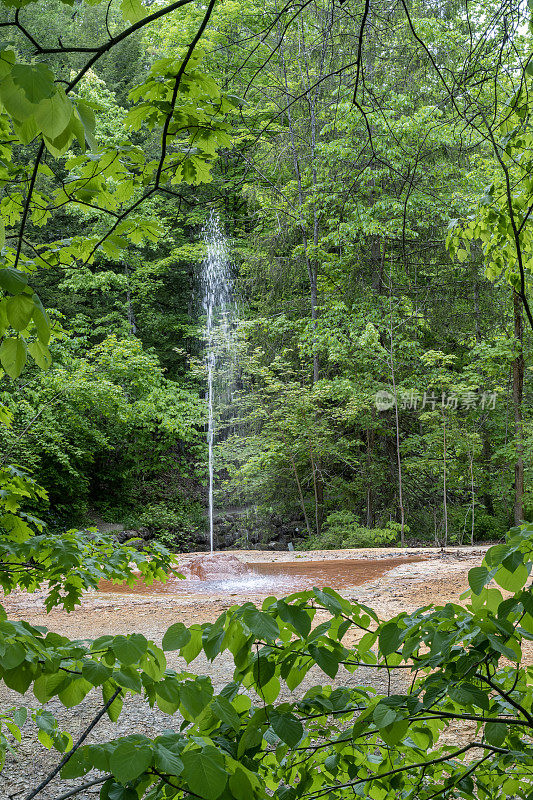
(297, 510, 406, 550)
(133, 501, 204, 550)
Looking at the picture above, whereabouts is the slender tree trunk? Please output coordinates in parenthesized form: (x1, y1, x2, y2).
(469, 448, 475, 546)
(366, 427, 374, 527)
(472, 267, 495, 516)
(124, 263, 137, 335)
(513, 290, 524, 525)
(290, 452, 312, 538)
(388, 285, 405, 546)
(442, 407, 448, 548)
(308, 440, 323, 535)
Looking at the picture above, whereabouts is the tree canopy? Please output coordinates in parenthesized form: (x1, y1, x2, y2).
(0, 0, 532, 798)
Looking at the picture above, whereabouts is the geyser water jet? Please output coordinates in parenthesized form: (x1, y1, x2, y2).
(201, 212, 236, 553)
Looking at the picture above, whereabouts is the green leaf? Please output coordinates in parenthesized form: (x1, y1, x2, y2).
(112, 633, 148, 665)
(229, 767, 255, 800)
(270, 711, 303, 746)
(494, 564, 528, 592)
(58, 678, 92, 708)
(82, 660, 112, 686)
(484, 721, 507, 746)
(34, 90, 72, 139)
(103, 683, 123, 722)
(381, 718, 409, 746)
(210, 695, 240, 731)
(0, 336, 27, 378)
(0, 268, 28, 295)
(179, 678, 213, 720)
(468, 566, 490, 595)
(120, 0, 145, 23)
(378, 622, 402, 656)
(31, 294, 51, 344)
(6, 293, 34, 330)
(308, 644, 339, 678)
(162, 622, 191, 651)
(449, 683, 490, 710)
(241, 607, 279, 641)
(12, 64, 55, 103)
(109, 739, 152, 784)
(373, 703, 397, 729)
(276, 601, 311, 638)
(75, 99, 97, 150)
(28, 340, 51, 370)
(181, 747, 228, 800)
(114, 667, 142, 693)
(154, 743, 183, 776)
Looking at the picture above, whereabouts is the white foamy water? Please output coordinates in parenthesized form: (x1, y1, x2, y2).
(201, 212, 237, 552)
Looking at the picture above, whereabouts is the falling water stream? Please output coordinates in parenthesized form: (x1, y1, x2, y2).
(202, 212, 235, 553)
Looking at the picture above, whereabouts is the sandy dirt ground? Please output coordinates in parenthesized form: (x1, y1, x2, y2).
(0, 546, 511, 800)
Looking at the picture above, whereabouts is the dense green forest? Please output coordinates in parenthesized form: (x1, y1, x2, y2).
(0, 0, 529, 551)
(0, 1, 532, 798)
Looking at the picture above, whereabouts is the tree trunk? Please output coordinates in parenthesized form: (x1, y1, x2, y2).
(513, 290, 524, 525)
(388, 283, 405, 546)
(442, 408, 448, 548)
(469, 448, 475, 546)
(473, 267, 495, 515)
(366, 427, 374, 527)
(124, 262, 137, 336)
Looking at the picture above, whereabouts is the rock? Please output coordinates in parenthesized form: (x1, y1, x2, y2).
(183, 553, 250, 580)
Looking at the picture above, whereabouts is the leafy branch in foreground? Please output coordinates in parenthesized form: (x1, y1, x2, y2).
(1, 526, 532, 799)
(0, 0, 235, 379)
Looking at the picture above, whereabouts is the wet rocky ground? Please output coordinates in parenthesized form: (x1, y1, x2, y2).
(0, 546, 509, 800)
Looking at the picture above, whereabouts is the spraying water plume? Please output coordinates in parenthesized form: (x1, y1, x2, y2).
(202, 212, 236, 553)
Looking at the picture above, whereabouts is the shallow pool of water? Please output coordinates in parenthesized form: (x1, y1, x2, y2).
(98, 555, 425, 597)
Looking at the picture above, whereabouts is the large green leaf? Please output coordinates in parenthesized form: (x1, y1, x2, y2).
(58, 677, 92, 708)
(0, 336, 27, 378)
(181, 747, 227, 800)
(112, 633, 148, 665)
(75, 99, 97, 150)
(162, 622, 191, 651)
(468, 566, 490, 595)
(82, 660, 112, 686)
(0, 76, 35, 121)
(120, 0, 145, 22)
(241, 607, 280, 641)
(179, 678, 213, 719)
(229, 767, 255, 800)
(270, 710, 303, 746)
(373, 703, 398, 729)
(484, 721, 507, 746)
(28, 340, 51, 370)
(154, 742, 184, 776)
(276, 600, 311, 638)
(109, 739, 152, 784)
(31, 294, 51, 344)
(494, 564, 528, 592)
(0, 268, 28, 295)
(7, 294, 34, 330)
(378, 622, 402, 656)
(34, 90, 72, 139)
(12, 64, 55, 103)
(449, 682, 490, 710)
(308, 644, 339, 678)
